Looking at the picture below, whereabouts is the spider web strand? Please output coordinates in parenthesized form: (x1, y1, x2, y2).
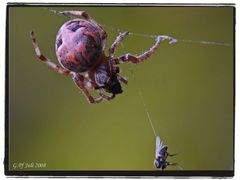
(138, 89, 157, 137)
(101, 23, 232, 47)
(121, 42, 157, 137)
(44, 7, 232, 47)
(177, 38, 232, 47)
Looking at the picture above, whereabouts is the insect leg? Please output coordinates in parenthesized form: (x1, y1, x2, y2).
(166, 161, 178, 166)
(116, 36, 175, 64)
(167, 152, 177, 157)
(30, 31, 70, 76)
(73, 74, 103, 104)
(109, 31, 129, 57)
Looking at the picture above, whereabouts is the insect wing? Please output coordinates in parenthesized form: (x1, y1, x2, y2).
(155, 136, 162, 158)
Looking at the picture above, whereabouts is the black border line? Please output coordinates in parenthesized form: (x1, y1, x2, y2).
(233, 4, 236, 175)
(4, 3, 235, 177)
(4, 170, 234, 177)
(6, 2, 236, 7)
(4, 3, 9, 177)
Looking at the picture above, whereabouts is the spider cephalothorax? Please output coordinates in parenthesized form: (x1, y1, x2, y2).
(30, 10, 175, 104)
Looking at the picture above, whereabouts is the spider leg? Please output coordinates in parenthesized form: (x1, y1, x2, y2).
(117, 74, 128, 84)
(99, 89, 116, 101)
(30, 31, 70, 76)
(116, 36, 173, 64)
(55, 10, 108, 48)
(109, 31, 129, 58)
(73, 74, 103, 104)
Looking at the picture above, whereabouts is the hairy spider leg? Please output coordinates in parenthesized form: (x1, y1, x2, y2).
(72, 74, 103, 104)
(30, 31, 71, 76)
(109, 31, 129, 57)
(55, 10, 108, 49)
(108, 31, 130, 84)
(117, 74, 128, 84)
(99, 89, 116, 100)
(116, 36, 167, 64)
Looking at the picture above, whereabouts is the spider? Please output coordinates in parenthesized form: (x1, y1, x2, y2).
(30, 10, 176, 104)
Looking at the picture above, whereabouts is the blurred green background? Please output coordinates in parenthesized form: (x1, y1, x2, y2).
(8, 6, 234, 171)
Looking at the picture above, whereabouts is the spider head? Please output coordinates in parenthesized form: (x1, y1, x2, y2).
(105, 76, 122, 95)
(94, 63, 123, 95)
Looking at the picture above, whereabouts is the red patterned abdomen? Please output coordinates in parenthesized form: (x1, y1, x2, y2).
(55, 19, 103, 72)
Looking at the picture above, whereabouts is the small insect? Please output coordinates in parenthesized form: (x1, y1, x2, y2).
(154, 136, 178, 170)
(30, 10, 176, 104)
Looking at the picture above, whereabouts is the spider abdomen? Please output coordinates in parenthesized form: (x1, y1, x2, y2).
(55, 19, 103, 72)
